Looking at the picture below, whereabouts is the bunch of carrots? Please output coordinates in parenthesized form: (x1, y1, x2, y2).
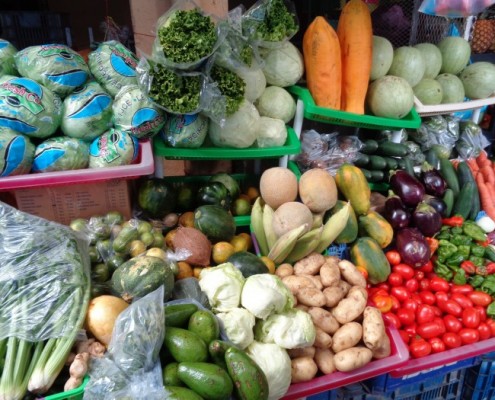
(464, 151, 495, 220)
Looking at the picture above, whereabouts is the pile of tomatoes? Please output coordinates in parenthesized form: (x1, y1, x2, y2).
(368, 250, 495, 358)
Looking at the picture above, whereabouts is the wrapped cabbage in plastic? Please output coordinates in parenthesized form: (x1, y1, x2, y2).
(88, 41, 139, 97)
(61, 81, 113, 141)
(32, 136, 89, 172)
(113, 85, 166, 139)
(161, 113, 208, 148)
(0, 39, 17, 76)
(89, 129, 139, 168)
(0, 128, 35, 176)
(256, 116, 287, 148)
(14, 44, 90, 97)
(0, 75, 62, 138)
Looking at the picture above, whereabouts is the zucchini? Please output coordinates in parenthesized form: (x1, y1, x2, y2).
(377, 141, 409, 157)
(456, 161, 475, 187)
(354, 153, 370, 167)
(360, 168, 372, 180)
(368, 170, 385, 183)
(361, 139, 379, 154)
(439, 158, 460, 198)
(396, 158, 406, 170)
(369, 155, 387, 170)
(469, 185, 481, 220)
(403, 157, 416, 178)
(485, 245, 495, 262)
(425, 148, 441, 170)
(383, 156, 399, 170)
(442, 188, 455, 217)
(453, 182, 476, 219)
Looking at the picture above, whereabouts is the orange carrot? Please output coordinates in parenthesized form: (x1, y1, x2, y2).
(477, 151, 492, 168)
(466, 158, 480, 178)
(451, 159, 460, 169)
(476, 174, 495, 220)
(481, 165, 495, 186)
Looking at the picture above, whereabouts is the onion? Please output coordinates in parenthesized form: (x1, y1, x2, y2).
(85, 295, 129, 347)
(172, 226, 212, 266)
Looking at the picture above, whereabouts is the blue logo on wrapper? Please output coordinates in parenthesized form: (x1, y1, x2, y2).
(1, 135, 26, 176)
(68, 93, 112, 119)
(110, 53, 137, 78)
(32, 147, 65, 172)
(46, 69, 89, 90)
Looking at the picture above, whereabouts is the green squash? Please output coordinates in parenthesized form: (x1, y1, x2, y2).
(194, 204, 236, 243)
(138, 178, 177, 219)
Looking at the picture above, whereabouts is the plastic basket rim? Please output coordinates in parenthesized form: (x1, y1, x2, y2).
(41, 375, 89, 400)
(0, 140, 154, 191)
(414, 95, 495, 117)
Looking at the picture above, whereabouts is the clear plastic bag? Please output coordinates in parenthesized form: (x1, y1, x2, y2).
(242, 0, 299, 48)
(409, 115, 460, 157)
(295, 130, 362, 175)
(172, 277, 211, 309)
(419, 0, 495, 17)
(151, 0, 226, 71)
(456, 120, 491, 159)
(0, 201, 91, 341)
(160, 113, 209, 148)
(83, 286, 166, 400)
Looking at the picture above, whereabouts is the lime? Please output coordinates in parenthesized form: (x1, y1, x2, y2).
(232, 198, 252, 216)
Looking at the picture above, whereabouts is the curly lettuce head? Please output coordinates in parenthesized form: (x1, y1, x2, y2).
(32, 136, 89, 172)
(0, 128, 34, 177)
(0, 39, 18, 77)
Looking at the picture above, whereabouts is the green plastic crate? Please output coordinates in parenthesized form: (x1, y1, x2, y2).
(287, 85, 422, 130)
(153, 126, 301, 160)
(43, 376, 89, 400)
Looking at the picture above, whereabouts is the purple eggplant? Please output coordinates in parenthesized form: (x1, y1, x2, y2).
(396, 227, 431, 268)
(423, 194, 448, 218)
(390, 170, 425, 208)
(384, 191, 410, 229)
(420, 162, 447, 197)
(412, 201, 442, 237)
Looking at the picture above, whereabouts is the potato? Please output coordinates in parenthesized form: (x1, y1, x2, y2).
(294, 252, 326, 276)
(334, 347, 373, 372)
(301, 274, 323, 290)
(295, 304, 309, 312)
(282, 275, 316, 295)
(287, 346, 316, 359)
(314, 348, 336, 375)
(331, 286, 367, 324)
(291, 356, 319, 383)
(275, 263, 294, 278)
(308, 307, 340, 334)
(297, 287, 327, 307)
(371, 334, 392, 360)
(319, 259, 341, 287)
(314, 327, 333, 349)
(338, 260, 367, 288)
(362, 306, 386, 350)
(323, 285, 346, 308)
(338, 280, 352, 296)
(332, 322, 363, 353)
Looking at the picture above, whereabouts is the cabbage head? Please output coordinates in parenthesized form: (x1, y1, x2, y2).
(260, 41, 304, 87)
(199, 263, 245, 312)
(216, 307, 255, 349)
(255, 86, 296, 123)
(256, 117, 287, 148)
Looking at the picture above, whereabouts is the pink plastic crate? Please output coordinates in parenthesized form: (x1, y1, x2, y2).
(390, 337, 495, 378)
(281, 325, 410, 400)
(0, 140, 154, 190)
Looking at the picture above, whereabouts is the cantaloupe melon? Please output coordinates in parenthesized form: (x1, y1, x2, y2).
(272, 201, 313, 238)
(259, 167, 298, 210)
(299, 168, 338, 213)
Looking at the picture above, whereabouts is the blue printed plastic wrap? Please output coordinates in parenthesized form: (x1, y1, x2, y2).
(32, 136, 89, 173)
(89, 129, 139, 168)
(0, 128, 35, 177)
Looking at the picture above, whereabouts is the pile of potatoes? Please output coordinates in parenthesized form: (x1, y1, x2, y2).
(275, 253, 391, 383)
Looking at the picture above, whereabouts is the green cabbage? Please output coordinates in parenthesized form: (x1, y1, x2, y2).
(0, 39, 18, 77)
(255, 86, 295, 123)
(0, 128, 34, 176)
(89, 129, 138, 168)
(216, 307, 255, 349)
(32, 137, 89, 172)
(260, 41, 304, 87)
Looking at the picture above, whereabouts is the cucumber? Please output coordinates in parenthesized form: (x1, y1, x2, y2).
(359, 168, 372, 180)
(396, 158, 406, 169)
(383, 156, 399, 170)
(403, 157, 416, 178)
(377, 141, 409, 157)
(361, 139, 379, 154)
(485, 245, 495, 262)
(368, 170, 385, 183)
(453, 182, 476, 219)
(439, 158, 460, 198)
(469, 185, 481, 220)
(456, 161, 475, 187)
(442, 188, 455, 217)
(354, 153, 370, 167)
(369, 155, 387, 170)
(425, 148, 440, 170)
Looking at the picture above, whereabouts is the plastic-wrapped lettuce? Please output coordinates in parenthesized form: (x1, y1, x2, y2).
(32, 136, 89, 172)
(161, 113, 208, 148)
(14, 44, 90, 97)
(89, 129, 139, 168)
(61, 81, 113, 141)
(0, 128, 35, 176)
(113, 85, 166, 139)
(0, 75, 62, 138)
(0, 39, 17, 77)
(88, 41, 139, 97)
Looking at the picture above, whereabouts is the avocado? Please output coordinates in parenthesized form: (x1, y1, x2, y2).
(164, 385, 204, 400)
(187, 310, 220, 344)
(164, 327, 208, 363)
(177, 362, 233, 400)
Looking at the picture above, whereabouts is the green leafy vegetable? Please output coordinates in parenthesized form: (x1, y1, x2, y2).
(149, 62, 201, 114)
(158, 8, 216, 64)
(210, 65, 246, 115)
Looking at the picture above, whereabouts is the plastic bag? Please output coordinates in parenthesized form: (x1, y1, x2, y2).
(419, 0, 495, 17)
(0, 201, 91, 341)
(172, 277, 211, 309)
(242, 0, 299, 48)
(151, 0, 226, 71)
(456, 120, 491, 159)
(83, 286, 167, 400)
(409, 115, 460, 157)
(160, 113, 209, 148)
(295, 130, 362, 175)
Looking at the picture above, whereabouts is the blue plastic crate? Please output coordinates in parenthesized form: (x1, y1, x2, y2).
(308, 383, 369, 400)
(462, 352, 495, 400)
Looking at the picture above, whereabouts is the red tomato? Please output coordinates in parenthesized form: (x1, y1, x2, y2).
(392, 263, 415, 280)
(376, 283, 391, 293)
(403, 298, 419, 313)
(419, 261, 434, 273)
(487, 319, 495, 337)
(388, 272, 404, 287)
(415, 271, 425, 281)
(462, 307, 481, 329)
(397, 308, 415, 326)
(409, 338, 432, 358)
(417, 320, 445, 339)
(404, 323, 417, 337)
(451, 293, 474, 309)
(391, 286, 410, 303)
(419, 279, 431, 292)
(459, 328, 480, 345)
(430, 277, 450, 292)
(443, 315, 463, 333)
(431, 305, 443, 317)
(450, 284, 474, 295)
(435, 291, 449, 303)
(438, 300, 463, 317)
(405, 278, 419, 293)
(475, 305, 487, 322)
(428, 337, 446, 353)
(478, 323, 491, 341)
(386, 250, 401, 266)
(390, 295, 401, 312)
(468, 291, 493, 307)
(371, 293, 394, 313)
(416, 304, 436, 324)
(399, 329, 410, 344)
(442, 332, 462, 349)
(419, 291, 436, 305)
(382, 312, 401, 329)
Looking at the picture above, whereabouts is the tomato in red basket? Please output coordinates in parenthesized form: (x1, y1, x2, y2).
(399, 329, 410, 344)
(419, 260, 434, 273)
(487, 319, 495, 336)
(419, 278, 431, 291)
(459, 328, 480, 345)
(404, 324, 417, 337)
(397, 308, 415, 326)
(435, 291, 449, 303)
(442, 332, 462, 349)
(419, 291, 436, 305)
(390, 295, 401, 312)
(438, 300, 463, 317)
(391, 286, 410, 302)
(443, 315, 463, 333)
(386, 250, 401, 266)
(382, 312, 401, 329)
(430, 276, 450, 292)
(409, 338, 432, 358)
(462, 307, 481, 329)
(450, 293, 473, 309)
(468, 291, 493, 307)
(392, 263, 414, 280)
(405, 278, 419, 293)
(416, 304, 436, 324)
(478, 323, 492, 340)
(428, 337, 446, 353)
(417, 320, 445, 339)
(402, 298, 419, 313)
(450, 284, 474, 295)
(388, 272, 404, 287)
(475, 305, 487, 322)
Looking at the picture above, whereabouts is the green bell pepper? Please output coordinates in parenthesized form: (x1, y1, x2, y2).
(470, 244, 486, 258)
(453, 268, 467, 285)
(469, 275, 485, 288)
(446, 252, 465, 268)
(435, 261, 454, 281)
(451, 226, 464, 236)
(437, 240, 458, 262)
(487, 301, 495, 319)
(457, 245, 471, 259)
(450, 235, 473, 246)
(469, 255, 485, 268)
(463, 221, 488, 242)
